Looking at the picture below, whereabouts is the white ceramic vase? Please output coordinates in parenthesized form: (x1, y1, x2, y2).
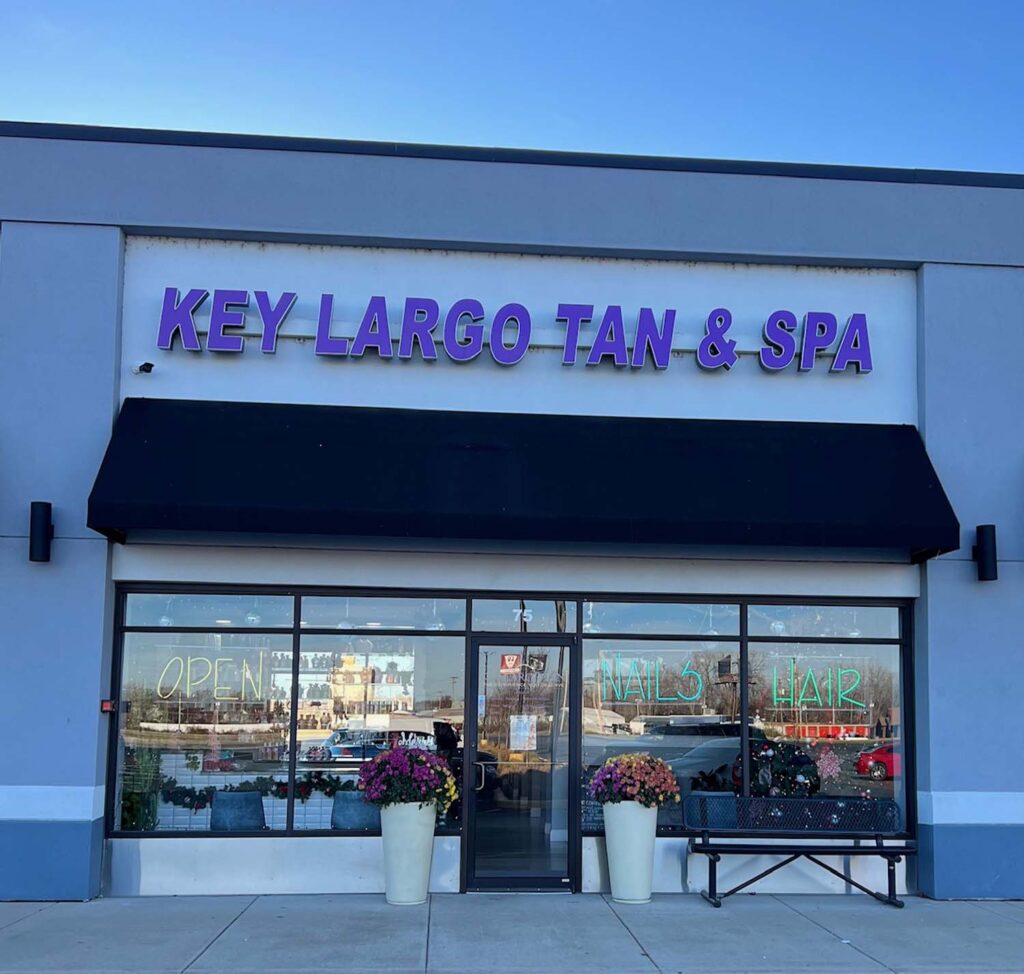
(379, 801, 436, 905)
(603, 800, 658, 903)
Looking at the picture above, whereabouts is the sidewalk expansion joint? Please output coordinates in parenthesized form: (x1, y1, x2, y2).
(180, 895, 258, 973)
(771, 894, 897, 974)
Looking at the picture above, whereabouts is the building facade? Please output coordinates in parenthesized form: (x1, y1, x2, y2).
(1, 122, 1021, 901)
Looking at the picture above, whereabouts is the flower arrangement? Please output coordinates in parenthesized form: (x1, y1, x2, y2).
(588, 753, 680, 808)
(358, 748, 458, 812)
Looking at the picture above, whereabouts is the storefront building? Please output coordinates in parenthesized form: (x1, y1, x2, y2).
(1, 122, 1021, 901)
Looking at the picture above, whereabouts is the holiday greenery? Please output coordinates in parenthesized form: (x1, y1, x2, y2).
(158, 770, 355, 813)
(588, 753, 681, 808)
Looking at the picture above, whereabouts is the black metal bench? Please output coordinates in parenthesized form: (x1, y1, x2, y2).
(683, 793, 914, 908)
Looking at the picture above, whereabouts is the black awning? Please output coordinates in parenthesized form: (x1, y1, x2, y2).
(87, 398, 959, 561)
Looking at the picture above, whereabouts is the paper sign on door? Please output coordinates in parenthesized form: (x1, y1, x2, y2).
(509, 714, 538, 751)
(499, 653, 522, 675)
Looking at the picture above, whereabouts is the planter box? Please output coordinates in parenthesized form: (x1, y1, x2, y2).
(210, 791, 267, 831)
(331, 791, 380, 831)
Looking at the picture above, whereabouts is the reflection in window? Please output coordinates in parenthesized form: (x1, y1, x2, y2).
(747, 643, 904, 814)
(581, 640, 742, 831)
(292, 635, 466, 830)
(582, 602, 739, 636)
(125, 594, 294, 628)
(748, 605, 899, 639)
(115, 633, 293, 832)
(300, 596, 465, 631)
(471, 599, 576, 633)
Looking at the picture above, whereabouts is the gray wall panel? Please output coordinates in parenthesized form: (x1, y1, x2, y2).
(1, 136, 1024, 266)
(0, 537, 112, 787)
(919, 264, 1024, 561)
(0, 222, 121, 899)
(916, 559, 1024, 795)
(915, 263, 1024, 897)
(0, 222, 124, 538)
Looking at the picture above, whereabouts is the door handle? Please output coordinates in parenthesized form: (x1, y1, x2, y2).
(475, 761, 486, 791)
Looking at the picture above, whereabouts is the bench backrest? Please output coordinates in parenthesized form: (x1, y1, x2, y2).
(683, 793, 902, 835)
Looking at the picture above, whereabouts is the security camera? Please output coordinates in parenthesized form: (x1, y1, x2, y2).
(132, 362, 155, 375)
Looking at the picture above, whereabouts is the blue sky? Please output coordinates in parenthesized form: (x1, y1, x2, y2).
(1, 1, 1022, 171)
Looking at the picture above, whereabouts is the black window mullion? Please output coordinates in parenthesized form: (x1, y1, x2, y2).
(740, 600, 750, 798)
(286, 594, 302, 833)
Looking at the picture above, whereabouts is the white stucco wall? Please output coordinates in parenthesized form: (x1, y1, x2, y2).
(120, 237, 917, 425)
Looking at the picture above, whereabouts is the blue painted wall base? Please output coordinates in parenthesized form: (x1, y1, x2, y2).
(918, 823, 1024, 899)
(0, 819, 103, 901)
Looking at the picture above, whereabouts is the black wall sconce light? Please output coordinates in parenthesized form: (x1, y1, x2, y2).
(29, 501, 54, 563)
(972, 524, 998, 582)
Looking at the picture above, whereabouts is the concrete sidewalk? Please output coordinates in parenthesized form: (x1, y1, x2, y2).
(0, 893, 1022, 974)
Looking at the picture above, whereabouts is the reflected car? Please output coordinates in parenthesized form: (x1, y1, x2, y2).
(856, 743, 900, 780)
(303, 731, 387, 766)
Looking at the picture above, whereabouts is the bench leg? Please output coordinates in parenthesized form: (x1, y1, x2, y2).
(700, 853, 722, 908)
(804, 854, 904, 908)
(885, 855, 904, 908)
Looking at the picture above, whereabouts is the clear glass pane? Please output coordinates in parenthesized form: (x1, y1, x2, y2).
(471, 599, 577, 633)
(582, 602, 740, 636)
(293, 635, 465, 831)
(115, 633, 293, 832)
(300, 596, 465, 631)
(748, 605, 899, 639)
(125, 594, 293, 628)
(746, 643, 905, 818)
(471, 644, 571, 881)
(580, 640, 742, 832)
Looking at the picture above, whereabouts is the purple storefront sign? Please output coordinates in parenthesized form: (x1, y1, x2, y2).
(155, 288, 874, 374)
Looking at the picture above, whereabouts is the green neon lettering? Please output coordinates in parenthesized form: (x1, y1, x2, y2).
(600, 656, 623, 702)
(798, 667, 823, 707)
(773, 660, 796, 706)
(838, 667, 866, 708)
(676, 659, 704, 702)
(654, 661, 677, 701)
(623, 658, 646, 699)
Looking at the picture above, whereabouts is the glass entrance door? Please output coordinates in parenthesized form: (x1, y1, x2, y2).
(464, 639, 578, 890)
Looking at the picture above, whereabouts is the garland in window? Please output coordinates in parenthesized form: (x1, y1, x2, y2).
(159, 770, 355, 812)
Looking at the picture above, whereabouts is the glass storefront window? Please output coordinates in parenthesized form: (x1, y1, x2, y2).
(300, 596, 465, 631)
(115, 632, 293, 832)
(125, 594, 294, 628)
(746, 643, 905, 815)
(112, 591, 908, 839)
(748, 605, 899, 639)
(292, 635, 465, 831)
(581, 640, 742, 831)
(582, 602, 740, 636)
(472, 599, 576, 633)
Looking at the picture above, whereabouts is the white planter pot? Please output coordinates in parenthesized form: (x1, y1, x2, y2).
(379, 801, 436, 905)
(602, 800, 658, 904)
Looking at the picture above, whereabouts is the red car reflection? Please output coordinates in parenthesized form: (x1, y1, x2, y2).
(856, 744, 900, 780)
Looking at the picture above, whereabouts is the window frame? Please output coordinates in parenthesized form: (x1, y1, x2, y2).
(107, 584, 915, 841)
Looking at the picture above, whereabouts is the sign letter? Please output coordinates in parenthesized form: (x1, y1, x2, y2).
(157, 287, 207, 352)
